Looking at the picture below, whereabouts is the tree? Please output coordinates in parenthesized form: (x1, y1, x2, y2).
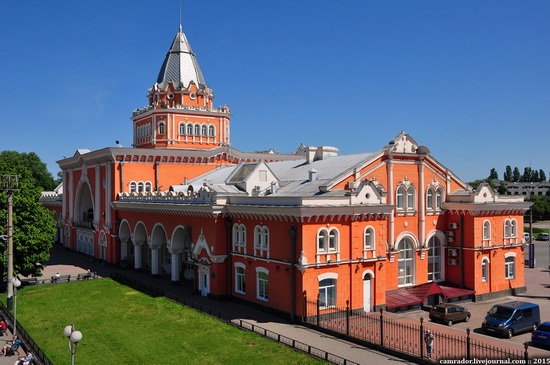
(0, 153, 56, 278)
(521, 167, 532, 182)
(539, 169, 546, 182)
(512, 167, 521, 182)
(0, 151, 56, 191)
(489, 168, 498, 180)
(529, 194, 550, 222)
(503, 165, 512, 182)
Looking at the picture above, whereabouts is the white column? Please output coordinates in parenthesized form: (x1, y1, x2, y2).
(151, 248, 159, 275)
(134, 241, 142, 269)
(171, 253, 180, 282)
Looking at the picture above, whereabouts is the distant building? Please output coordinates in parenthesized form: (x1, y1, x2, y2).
(41, 24, 530, 320)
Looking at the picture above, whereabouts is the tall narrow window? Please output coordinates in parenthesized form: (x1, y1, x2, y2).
(158, 122, 165, 135)
(235, 264, 246, 294)
(483, 221, 491, 242)
(427, 236, 442, 282)
(201, 125, 207, 136)
(179, 123, 185, 135)
(504, 220, 511, 238)
(435, 188, 443, 208)
(407, 187, 415, 210)
(510, 220, 517, 238)
(209, 125, 215, 136)
(398, 238, 414, 286)
(364, 228, 374, 249)
(505, 256, 515, 279)
(194, 125, 200, 135)
(481, 259, 489, 282)
(256, 268, 269, 301)
(187, 124, 193, 135)
(396, 187, 405, 209)
(426, 188, 434, 210)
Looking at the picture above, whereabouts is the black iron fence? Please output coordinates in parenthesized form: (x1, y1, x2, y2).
(303, 295, 527, 362)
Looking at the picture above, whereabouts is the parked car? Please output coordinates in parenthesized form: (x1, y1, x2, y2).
(429, 303, 471, 326)
(532, 321, 550, 348)
(482, 301, 540, 338)
(524, 232, 531, 242)
(536, 233, 550, 241)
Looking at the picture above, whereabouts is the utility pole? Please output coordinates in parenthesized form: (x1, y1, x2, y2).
(1, 175, 19, 311)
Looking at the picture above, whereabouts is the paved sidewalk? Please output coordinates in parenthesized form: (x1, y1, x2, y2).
(24, 245, 414, 365)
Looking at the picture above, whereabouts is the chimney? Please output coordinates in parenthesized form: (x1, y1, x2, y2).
(309, 169, 317, 182)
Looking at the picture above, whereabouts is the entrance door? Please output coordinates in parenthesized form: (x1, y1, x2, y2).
(363, 274, 372, 312)
(198, 267, 210, 297)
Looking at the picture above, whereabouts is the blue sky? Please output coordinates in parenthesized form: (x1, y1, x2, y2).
(2, 1, 549, 183)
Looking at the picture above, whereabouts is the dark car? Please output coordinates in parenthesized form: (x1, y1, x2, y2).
(429, 303, 471, 326)
(532, 321, 550, 348)
(536, 233, 550, 241)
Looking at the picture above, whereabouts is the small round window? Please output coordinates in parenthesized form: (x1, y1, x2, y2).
(189, 92, 197, 100)
(167, 93, 174, 99)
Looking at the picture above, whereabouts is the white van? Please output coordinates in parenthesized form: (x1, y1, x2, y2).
(524, 232, 531, 242)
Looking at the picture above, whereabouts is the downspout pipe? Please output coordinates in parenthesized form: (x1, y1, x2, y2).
(288, 224, 297, 324)
(225, 217, 233, 300)
(460, 215, 464, 288)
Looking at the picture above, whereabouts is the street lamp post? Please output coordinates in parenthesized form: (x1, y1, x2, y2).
(12, 277, 21, 337)
(64, 325, 83, 365)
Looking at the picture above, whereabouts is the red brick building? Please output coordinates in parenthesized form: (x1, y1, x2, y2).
(41, 25, 530, 321)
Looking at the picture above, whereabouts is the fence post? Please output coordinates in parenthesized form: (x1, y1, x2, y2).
(524, 342, 529, 364)
(379, 307, 384, 347)
(420, 317, 424, 359)
(346, 300, 350, 336)
(303, 291, 307, 323)
(316, 293, 320, 326)
(466, 328, 471, 360)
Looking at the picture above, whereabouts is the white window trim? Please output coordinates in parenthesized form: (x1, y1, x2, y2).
(481, 257, 490, 283)
(234, 262, 246, 295)
(316, 228, 340, 263)
(256, 267, 269, 302)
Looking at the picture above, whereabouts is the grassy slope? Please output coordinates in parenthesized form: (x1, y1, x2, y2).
(11, 279, 322, 365)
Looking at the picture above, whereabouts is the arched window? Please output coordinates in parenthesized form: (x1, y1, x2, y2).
(481, 258, 489, 282)
(158, 122, 165, 135)
(396, 184, 415, 212)
(194, 125, 200, 135)
(254, 225, 269, 258)
(179, 123, 185, 135)
(129, 182, 137, 193)
(397, 238, 414, 286)
(209, 125, 215, 136)
(483, 221, 491, 242)
(426, 188, 434, 210)
(364, 227, 374, 249)
(232, 223, 246, 251)
(137, 182, 144, 193)
(504, 220, 511, 238)
(145, 182, 152, 192)
(317, 228, 338, 252)
(427, 236, 442, 282)
(201, 125, 207, 136)
(187, 124, 193, 135)
(407, 186, 415, 209)
(436, 188, 444, 208)
(396, 186, 405, 209)
(319, 278, 336, 308)
(510, 220, 517, 238)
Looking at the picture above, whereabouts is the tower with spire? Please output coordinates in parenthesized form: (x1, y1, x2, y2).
(131, 25, 231, 150)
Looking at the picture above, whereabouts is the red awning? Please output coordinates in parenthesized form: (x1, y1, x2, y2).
(439, 284, 475, 299)
(405, 282, 445, 301)
(386, 288, 423, 309)
(386, 282, 475, 309)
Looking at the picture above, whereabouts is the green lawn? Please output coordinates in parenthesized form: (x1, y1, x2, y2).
(7, 279, 323, 365)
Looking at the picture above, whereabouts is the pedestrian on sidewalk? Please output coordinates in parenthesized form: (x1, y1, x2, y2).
(424, 329, 434, 358)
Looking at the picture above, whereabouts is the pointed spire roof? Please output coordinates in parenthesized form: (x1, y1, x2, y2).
(156, 25, 207, 90)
